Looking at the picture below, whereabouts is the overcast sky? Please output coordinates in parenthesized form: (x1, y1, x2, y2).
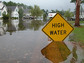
(2, 0, 75, 11)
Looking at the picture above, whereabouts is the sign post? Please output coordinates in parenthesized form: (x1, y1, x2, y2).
(42, 13, 74, 41)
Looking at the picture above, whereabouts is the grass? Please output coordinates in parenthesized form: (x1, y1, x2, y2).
(68, 21, 84, 24)
(68, 21, 84, 43)
(73, 26, 84, 43)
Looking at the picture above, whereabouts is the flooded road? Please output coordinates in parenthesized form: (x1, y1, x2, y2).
(0, 19, 84, 63)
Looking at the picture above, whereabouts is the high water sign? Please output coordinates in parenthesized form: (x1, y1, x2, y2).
(42, 13, 74, 41)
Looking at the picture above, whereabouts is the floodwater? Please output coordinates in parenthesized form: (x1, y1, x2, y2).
(0, 19, 84, 63)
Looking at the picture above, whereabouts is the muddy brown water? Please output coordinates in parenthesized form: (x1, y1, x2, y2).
(0, 19, 84, 63)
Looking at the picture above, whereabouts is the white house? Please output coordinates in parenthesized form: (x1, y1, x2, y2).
(7, 6, 19, 18)
(0, 1, 7, 18)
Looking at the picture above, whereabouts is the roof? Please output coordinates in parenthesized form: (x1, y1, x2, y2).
(7, 6, 17, 11)
(0, 6, 5, 10)
(24, 9, 30, 13)
(0, 1, 6, 10)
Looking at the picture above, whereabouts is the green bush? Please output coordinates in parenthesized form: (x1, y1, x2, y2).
(12, 17, 18, 19)
(2, 14, 9, 20)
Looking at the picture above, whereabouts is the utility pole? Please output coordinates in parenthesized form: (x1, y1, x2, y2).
(75, 0, 81, 26)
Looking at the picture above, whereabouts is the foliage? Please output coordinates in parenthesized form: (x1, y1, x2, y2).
(7, 8, 12, 20)
(3, 1, 17, 6)
(3, 1, 30, 9)
(42, 9, 48, 21)
(30, 20, 44, 31)
(64, 9, 74, 21)
(71, 0, 84, 3)
(71, 0, 76, 3)
(18, 8, 24, 19)
(49, 9, 65, 16)
(2, 14, 9, 24)
(30, 5, 43, 19)
(27, 6, 33, 9)
(56, 9, 65, 16)
(12, 17, 18, 19)
(18, 3, 29, 9)
(18, 19, 25, 30)
(2, 14, 9, 20)
(51, 10, 56, 13)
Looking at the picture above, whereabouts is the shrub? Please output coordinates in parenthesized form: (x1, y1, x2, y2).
(2, 14, 9, 20)
(12, 17, 18, 19)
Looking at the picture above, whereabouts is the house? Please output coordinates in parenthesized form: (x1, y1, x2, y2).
(23, 9, 33, 19)
(7, 6, 19, 18)
(24, 9, 31, 17)
(48, 13, 56, 20)
(71, 10, 84, 21)
(0, 1, 7, 18)
(48, 13, 56, 18)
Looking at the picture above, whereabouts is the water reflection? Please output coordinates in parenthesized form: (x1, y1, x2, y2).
(0, 20, 7, 36)
(0, 19, 44, 36)
(70, 45, 78, 63)
(11, 19, 19, 31)
(19, 20, 44, 31)
(41, 41, 71, 63)
(26, 20, 44, 31)
(18, 19, 26, 30)
(0, 19, 84, 63)
(7, 19, 19, 35)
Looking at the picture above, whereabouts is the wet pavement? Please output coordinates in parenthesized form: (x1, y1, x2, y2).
(0, 19, 84, 63)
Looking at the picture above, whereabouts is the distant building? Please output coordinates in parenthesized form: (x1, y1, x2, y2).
(0, 1, 7, 18)
(23, 9, 31, 19)
(48, 13, 56, 18)
(47, 13, 56, 20)
(71, 10, 84, 21)
(7, 6, 19, 18)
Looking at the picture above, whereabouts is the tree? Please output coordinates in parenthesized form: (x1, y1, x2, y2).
(64, 9, 74, 21)
(51, 10, 56, 13)
(28, 6, 33, 9)
(56, 9, 65, 16)
(30, 5, 43, 19)
(42, 9, 49, 21)
(7, 8, 12, 20)
(71, 0, 84, 3)
(3, 1, 29, 9)
(18, 8, 24, 19)
(71, 0, 84, 26)
(3, 1, 17, 6)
